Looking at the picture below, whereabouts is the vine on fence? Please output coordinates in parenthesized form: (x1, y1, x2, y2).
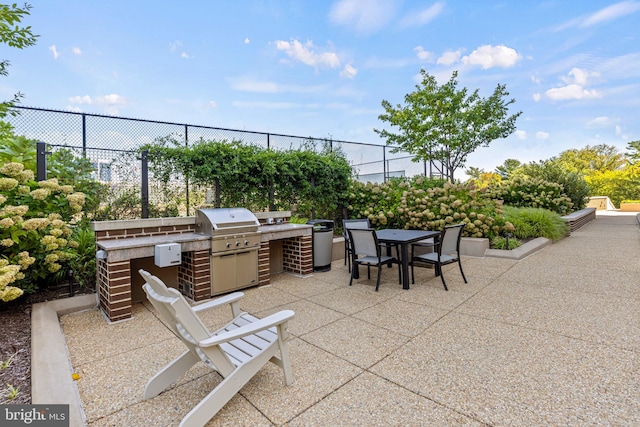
(141, 137, 353, 220)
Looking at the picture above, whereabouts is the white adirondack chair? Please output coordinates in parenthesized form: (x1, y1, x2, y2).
(139, 269, 294, 427)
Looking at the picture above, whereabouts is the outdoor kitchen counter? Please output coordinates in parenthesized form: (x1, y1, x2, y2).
(96, 233, 211, 262)
(259, 223, 312, 241)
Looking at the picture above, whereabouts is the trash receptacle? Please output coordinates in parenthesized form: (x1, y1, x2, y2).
(307, 219, 334, 272)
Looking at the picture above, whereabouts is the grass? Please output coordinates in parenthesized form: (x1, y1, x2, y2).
(504, 206, 568, 241)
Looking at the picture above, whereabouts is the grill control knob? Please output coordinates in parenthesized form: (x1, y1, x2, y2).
(244, 240, 249, 246)
(226, 242, 231, 248)
(236, 241, 240, 247)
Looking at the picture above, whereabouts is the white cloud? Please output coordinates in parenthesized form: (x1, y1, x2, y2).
(437, 49, 462, 65)
(244, 38, 250, 44)
(543, 67, 602, 101)
(514, 130, 527, 140)
(340, 64, 358, 79)
(274, 39, 340, 69)
(169, 40, 182, 52)
(461, 44, 521, 69)
(536, 131, 550, 140)
(49, 45, 59, 59)
(586, 116, 613, 127)
(232, 100, 300, 109)
(72, 47, 82, 55)
(530, 75, 541, 84)
(545, 84, 601, 101)
(231, 80, 279, 93)
(68, 95, 92, 104)
(230, 77, 328, 94)
(532, 93, 542, 102)
(180, 52, 190, 59)
(208, 101, 217, 108)
(400, 2, 444, 27)
(68, 93, 128, 115)
(562, 67, 598, 86)
(615, 125, 626, 137)
(581, 1, 640, 27)
(414, 46, 433, 61)
(329, 0, 398, 34)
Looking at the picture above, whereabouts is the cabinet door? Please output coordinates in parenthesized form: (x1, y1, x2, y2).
(211, 253, 237, 295)
(236, 250, 258, 288)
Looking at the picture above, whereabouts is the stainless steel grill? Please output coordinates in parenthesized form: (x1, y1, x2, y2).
(195, 208, 261, 296)
(195, 207, 260, 236)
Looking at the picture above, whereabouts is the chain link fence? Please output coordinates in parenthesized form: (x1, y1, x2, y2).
(7, 106, 445, 219)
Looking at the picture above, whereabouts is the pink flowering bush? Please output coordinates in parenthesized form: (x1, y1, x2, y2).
(0, 162, 85, 300)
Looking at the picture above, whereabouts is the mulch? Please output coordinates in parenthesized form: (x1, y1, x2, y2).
(0, 283, 88, 404)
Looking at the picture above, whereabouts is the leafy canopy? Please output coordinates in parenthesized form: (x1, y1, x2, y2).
(375, 69, 521, 182)
(0, 2, 38, 117)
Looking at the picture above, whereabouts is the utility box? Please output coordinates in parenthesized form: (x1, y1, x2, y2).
(154, 243, 182, 267)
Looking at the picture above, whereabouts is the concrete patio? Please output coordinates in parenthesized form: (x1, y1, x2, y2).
(54, 211, 639, 426)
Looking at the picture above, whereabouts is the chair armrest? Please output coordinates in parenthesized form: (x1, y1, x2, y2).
(199, 310, 295, 347)
(192, 292, 244, 313)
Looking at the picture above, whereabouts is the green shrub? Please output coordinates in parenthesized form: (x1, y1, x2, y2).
(514, 161, 591, 210)
(0, 162, 85, 299)
(491, 236, 522, 250)
(347, 176, 446, 229)
(347, 178, 410, 229)
(503, 206, 568, 241)
(397, 182, 514, 239)
(484, 176, 574, 215)
(68, 223, 96, 289)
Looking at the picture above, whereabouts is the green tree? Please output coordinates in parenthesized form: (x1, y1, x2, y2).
(495, 158, 522, 179)
(375, 69, 521, 182)
(1, 2, 38, 118)
(555, 144, 624, 175)
(625, 140, 640, 164)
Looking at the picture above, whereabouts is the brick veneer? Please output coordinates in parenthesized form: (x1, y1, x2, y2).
(94, 223, 195, 241)
(178, 250, 211, 301)
(282, 235, 313, 275)
(96, 258, 132, 322)
(258, 242, 271, 286)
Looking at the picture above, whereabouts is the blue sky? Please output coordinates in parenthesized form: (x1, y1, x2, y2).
(3, 0, 640, 178)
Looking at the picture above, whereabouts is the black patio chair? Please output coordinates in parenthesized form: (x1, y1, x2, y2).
(411, 223, 467, 291)
(348, 228, 401, 291)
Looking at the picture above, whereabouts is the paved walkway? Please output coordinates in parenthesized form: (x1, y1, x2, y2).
(60, 211, 639, 426)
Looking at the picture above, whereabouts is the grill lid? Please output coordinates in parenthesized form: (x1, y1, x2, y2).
(195, 208, 260, 235)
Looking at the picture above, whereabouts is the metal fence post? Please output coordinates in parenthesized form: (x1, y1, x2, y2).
(82, 114, 87, 156)
(36, 141, 49, 181)
(141, 150, 149, 218)
(383, 146, 387, 182)
(184, 124, 190, 216)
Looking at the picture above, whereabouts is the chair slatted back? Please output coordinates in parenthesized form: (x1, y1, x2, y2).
(348, 228, 379, 257)
(343, 218, 371, 235)
(141, 270, 235, 374)
(440, 224, 465, 256)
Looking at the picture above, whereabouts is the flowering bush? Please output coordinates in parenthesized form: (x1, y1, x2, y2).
(483, 176, 573, 215)
(347, 176, 447, 229)
(348, 177, 513, 239)
(347, 178, 410, 229)
(0, 162, 85, 300)
(397, 181, 514, 239)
